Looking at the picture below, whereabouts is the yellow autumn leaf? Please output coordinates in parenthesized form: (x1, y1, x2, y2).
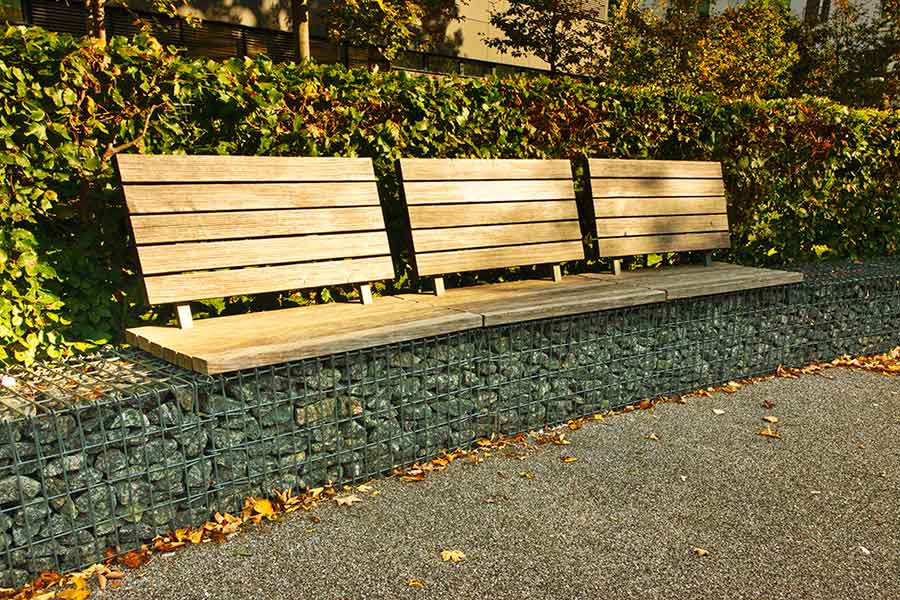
(440, 549, 466, 563)
(252, 498, 275, 516)
(561, 455, 578, 463)
(757, 426, 781, 439)
(692, 547, 710, 557)
(407, 578, 426, 588)
(761, 416, 779, 424)
(188, 528, 204, 544)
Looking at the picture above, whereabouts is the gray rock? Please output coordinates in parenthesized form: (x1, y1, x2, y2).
(41, 454, 88, 478)
(108, 408, 150, 430)
(94, 449, 128, 474)
(75, 485, 117, 520)
(0, 476, 41, 504)
(174, 429, 208, 458)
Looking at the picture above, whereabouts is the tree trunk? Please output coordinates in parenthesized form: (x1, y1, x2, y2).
(818, 0, 831, 22)
(85, 0, 107, 43)
(803, 0, 821, 23)
(292, 0, 311, 62)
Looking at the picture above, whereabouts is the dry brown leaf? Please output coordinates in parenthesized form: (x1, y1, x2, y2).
(761, 416, 779, 424)
(692, 547, 710, 557)
(756, 426, 781, 439)
(762, 399, 775, 409)
(356, 484, 374, 493)
(722, 381, 742, 393)
(407, 578, 426, 589)
(335, 494, 362, 507)
(440, 550, 466, 563)
(560, 456, 578, 463)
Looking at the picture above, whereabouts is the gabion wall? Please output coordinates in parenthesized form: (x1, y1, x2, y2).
(1, 259, 899, 586)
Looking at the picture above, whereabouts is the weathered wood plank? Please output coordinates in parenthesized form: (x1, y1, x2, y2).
(408, 201, 578, 228)
(412, 221, 582, 253)
(594, 196, 727, 218)
(124, 182, 381, 213)
(403, 180, 576, 205)
(587, 159, 722, 179)
(597, 215, 729, 238)
(415, 241, 584, 276)
(400, 158, 573, 181)
(598, 232, 731, 257)
(137, 232, 391, 275)
(591, 178, 725, 198)
(400, 276, 665, 326)
(116, 155, 377, 183)
(143, 256, 396, 304)
(131, 207, 387, 244)
(126, 297, 483, 374)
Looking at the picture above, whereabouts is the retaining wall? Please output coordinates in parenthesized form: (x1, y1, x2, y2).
(1, 259, 899, 585)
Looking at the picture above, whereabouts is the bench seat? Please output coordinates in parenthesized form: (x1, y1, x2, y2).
(580, 262, 803, 300)
(125, 297, 483, 375)
(398, 275, 666, 326)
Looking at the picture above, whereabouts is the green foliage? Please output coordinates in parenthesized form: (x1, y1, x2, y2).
(596, 0, 798, 98)
(485, 0, 602, 73)
(1, 25, 899, 366)
(790, 0, 897, 107)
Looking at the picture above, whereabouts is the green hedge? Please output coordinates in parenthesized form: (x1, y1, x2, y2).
(2, 25, 899, 365)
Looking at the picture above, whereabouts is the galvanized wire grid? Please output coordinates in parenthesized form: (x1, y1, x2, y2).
(0, 261, 899, 586)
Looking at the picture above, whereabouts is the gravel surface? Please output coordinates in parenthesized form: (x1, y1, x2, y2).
(95, 368, 900, 600)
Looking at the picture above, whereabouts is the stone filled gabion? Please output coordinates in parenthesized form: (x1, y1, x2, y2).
(1, 260, 899, 586)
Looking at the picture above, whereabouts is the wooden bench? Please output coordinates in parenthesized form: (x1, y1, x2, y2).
(397, 158, 667, 324)
(583, 158, 803, 296)
(117, 155, 481, 374)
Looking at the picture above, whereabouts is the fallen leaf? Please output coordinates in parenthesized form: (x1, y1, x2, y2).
(252, 498, 275, 518)
(756, 426, 781, 439)
(680, 475, 688, 482)
(188, 528, 204, 545)
(119, 550, 148, 569)
(560, 455, 578, 463)
(440, 549, 466, 563)
(335, 494, 362, 507)
(518, 470, 536, 479)
(762, 416, 779, 424)
(692, 547, 710, 557)
(722, 381, 741, 393)
(645, 433, 659, 441)
(858, 545, 871, 556)
(407, 578, 426, 589)
(638, 399, 654, 410)
(356, 484, 374, 493)
(762, 399, 775, 409)
(712, 409, 726, 416)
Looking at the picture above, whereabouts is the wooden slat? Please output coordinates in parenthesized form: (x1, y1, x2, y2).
(400, 158, 573, 181)
(594, 197, 727, 218)
(587, 159, 722, 179)
(597, 215, 729, 238)
(412, 222, 581, 253)
(591, 178, 725, 198)
(403, 180, 575, 205)
(143, 256, 396, 304)
(137, 232, 391, 275)
(415, 241, 584, 276)
(126, 297, 483, 374)
(598, 232, 731, 257)
(124, 182, 381, 213)
(131, 207, 387, 244)
(115, 155, 377, 183)
(409, 201, 578, 228)
(400, 276, 666, 326)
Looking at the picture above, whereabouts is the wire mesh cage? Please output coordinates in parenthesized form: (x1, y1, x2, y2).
(0, 259, 899, 586)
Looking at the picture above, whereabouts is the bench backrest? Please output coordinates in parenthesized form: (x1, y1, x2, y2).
(116, 155, 395, 305)
(587, 159, 730, 257)
(398, 158, 584, 279)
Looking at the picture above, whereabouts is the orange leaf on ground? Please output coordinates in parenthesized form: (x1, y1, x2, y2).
(757, 427, 781, 439)
(692, 547, 710, 557)
(560, 456, 578, 463)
